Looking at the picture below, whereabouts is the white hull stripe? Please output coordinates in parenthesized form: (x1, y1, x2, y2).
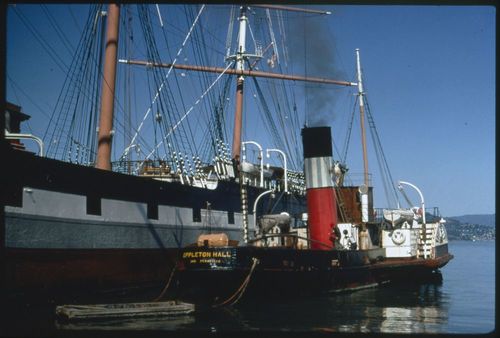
(305, 157, 333, 189)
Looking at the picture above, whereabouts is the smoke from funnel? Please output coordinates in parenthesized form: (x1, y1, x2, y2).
(289, 13, 346, 127)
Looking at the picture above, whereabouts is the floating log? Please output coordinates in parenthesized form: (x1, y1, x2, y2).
(56, 300, 195, 321)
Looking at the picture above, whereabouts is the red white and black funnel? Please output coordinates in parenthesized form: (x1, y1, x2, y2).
(302, 127, 338, 250)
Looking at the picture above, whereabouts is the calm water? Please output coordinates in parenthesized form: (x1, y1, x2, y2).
(2, 241, 495, 335)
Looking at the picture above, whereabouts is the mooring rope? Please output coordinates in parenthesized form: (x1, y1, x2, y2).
(153, 260, 178, 302)
(213, 257, 259, 307)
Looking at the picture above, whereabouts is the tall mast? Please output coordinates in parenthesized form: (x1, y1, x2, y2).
(356, 48, 369, 187)
(231, 6, 248, 163)
(96, 4, 120, 170)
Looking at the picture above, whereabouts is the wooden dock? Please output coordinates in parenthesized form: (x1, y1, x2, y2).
(56, 300, 195, 321)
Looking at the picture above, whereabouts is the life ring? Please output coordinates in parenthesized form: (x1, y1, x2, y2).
(391, 229, 406, 245)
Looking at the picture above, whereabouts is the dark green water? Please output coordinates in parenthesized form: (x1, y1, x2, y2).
(1, 241, 495, 335)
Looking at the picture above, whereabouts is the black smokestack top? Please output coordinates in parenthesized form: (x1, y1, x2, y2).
(289, 11, 346, 126)
(302, 126, 332, 159)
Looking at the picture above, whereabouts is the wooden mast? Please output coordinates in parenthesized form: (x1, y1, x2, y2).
(231, 6, 247, 163)
(96, 4, 120, 170)
(356, 49, 370, 245)
(356, 48, 370, 187)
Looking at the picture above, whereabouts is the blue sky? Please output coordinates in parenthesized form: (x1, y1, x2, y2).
(327, 5, 496, 217)
(5, 4, 495, 217)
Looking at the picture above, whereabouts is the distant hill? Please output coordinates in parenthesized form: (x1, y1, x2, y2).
(448, 214, 495, 227)
(444, 214, 495, 241)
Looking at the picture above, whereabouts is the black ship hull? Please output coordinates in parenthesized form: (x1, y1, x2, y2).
(174, 246, 453, 305)
(3, 248, 178, 302)
(2, 145, 306, 300)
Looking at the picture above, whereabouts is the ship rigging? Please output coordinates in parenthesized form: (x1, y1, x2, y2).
(40, 5, 361, 182)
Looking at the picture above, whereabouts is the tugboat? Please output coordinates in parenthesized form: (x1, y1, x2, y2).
(173, 46, 453, 305)
(174, 125, 453, 305)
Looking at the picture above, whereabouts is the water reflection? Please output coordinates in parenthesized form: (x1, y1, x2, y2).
(202, 273, 449, 333)
(377, 283, 447, 333)
(55, 315, 196, 331)
(9, 242, 492, 334)
(48, 274, 449, 333)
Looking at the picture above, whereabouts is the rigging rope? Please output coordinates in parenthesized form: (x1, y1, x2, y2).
(155, 4, 164, 27)
(265, 9, 280, 66)
(138, 61, 234, 169)
(364, 96, 400, 208)
(148, 6, 195, 161)
(187, 5, 230, 163)
(277, 9, 288, 68)
(246, 15, 259, 54)
(12, 6, 70, 74)
(225, 5, 236, 58)
(42, 5, 151, 165)
(43, 5, 103, 159)
(122, 4, 206, 159)
(41, 4, 76, 56)
(341, 95, 358, 164)
(250, 75, 302, 171)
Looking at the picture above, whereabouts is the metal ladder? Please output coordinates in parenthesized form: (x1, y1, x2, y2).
(417, 224, 434, 259)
